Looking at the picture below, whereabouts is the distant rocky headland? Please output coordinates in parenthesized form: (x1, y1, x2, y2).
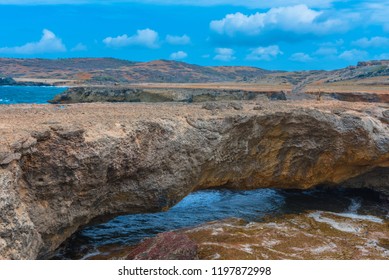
(0, 76, 50, 86)
(48, 86, 287, 104)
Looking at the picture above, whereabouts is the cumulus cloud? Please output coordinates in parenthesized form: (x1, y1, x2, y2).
(71, 43, 87, 52)
(352, 36, 389, 48)
(360, 1, 389, 32)
(0, 29, 66, 54)
(103, 28, 159, 48)
(314, 47, 338, 56)
(210, 12, 266, 37)
(169, 51, 188, 60)
(213, 48, 235, 61)
(166, 34, 191, 45)
(210, 5, 345, 37)
(246, 45, 283, 61)
(338, 49, 369, 61)
(289, 52, 313, 62)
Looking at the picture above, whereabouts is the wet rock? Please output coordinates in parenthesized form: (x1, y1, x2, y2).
(182, 212, 389, 260)
(126, 232, 198, 260)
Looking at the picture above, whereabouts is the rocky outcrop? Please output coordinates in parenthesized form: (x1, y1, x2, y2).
(126, 232, 198, 260)
(0, 100, 389, 259)
(48, 86, 287, 104)
(182, 212, 389, 259)
(0, 76, 50, 86)
(313, 91, 389, 103)
(0, 76, 17, 85)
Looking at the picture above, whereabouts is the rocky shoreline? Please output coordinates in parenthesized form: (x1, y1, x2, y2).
(103, 210, 388, 260)
(1, 100, 389, 259)
(48, 86, 389, 105)
(48, 86, 287, 104)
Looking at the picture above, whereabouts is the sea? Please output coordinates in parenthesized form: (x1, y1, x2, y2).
(1, 86, 388, 260)
(0, 85, 67, 104)
(54, 187, 389, 259)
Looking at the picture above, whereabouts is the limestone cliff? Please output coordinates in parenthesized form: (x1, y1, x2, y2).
(0, 100, 388, 259)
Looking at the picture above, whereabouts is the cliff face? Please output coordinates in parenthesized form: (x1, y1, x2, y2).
(48, 86, 287, 104)
(0, 101, 389, 259)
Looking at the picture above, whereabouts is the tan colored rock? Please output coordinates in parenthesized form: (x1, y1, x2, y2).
(0, 100, 388, 259)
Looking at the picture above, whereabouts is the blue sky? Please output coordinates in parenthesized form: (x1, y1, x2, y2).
(0, 0, 388, 70)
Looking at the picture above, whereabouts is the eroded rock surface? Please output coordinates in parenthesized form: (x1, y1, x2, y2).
(182, 211, 389, 260)
(0, 100, 389, 259)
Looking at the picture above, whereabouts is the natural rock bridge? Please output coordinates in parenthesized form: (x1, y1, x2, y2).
(0, 101, 388, 259)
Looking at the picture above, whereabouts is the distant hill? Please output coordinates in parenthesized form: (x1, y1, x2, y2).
(0, 58, 270, 84)
(0, 57, 388, 87)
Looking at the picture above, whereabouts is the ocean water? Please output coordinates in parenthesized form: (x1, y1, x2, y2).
(0, 86, 66, 104)
(54, 187, 389, 259)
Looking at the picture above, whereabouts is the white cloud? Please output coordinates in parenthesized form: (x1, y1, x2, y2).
(246, 45, 283, 61)
(103, 28, 159, 48)
(0, 29, 66, 54)
(314, 47, 338, 56)
(71, 43, 87, 52)
(169, 51, 187, 60)
(360, 1, 389, 32)
(352, 37, 389, 48)
(210, 12, 266, 37)
(339, 49, 369, 61)
(166, 34, 191, 45)
(290, 52, 313, 62)
(213, 48, 235, 61)
(210, 5, 345, 37)
(0, 1, 343, 9)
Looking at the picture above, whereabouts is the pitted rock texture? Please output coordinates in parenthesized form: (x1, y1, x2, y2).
(0, 100, 388, 259)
